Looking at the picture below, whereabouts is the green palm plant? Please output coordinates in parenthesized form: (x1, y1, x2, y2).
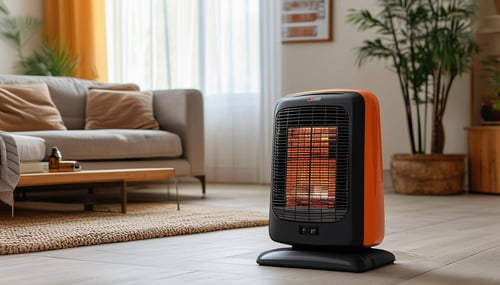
(347, 0, 478, 154)
(21, 41, 77, 76)
(0, 0, 77, 76)
(0, 0, 40, 59)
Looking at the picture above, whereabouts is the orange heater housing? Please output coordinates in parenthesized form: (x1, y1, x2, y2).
(257, 90, 394, 272)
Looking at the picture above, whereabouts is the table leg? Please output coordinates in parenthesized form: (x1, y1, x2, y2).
(166, 177, 180, 210)
(121, 181, 127, 213)
(174, 176, 179, 211)
(84, 187, 94, 211)
(166, 179, 170, 200)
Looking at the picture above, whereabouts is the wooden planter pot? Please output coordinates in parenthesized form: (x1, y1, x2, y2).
(390, 154, 466, 195)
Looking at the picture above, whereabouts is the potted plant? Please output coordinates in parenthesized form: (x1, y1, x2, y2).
(480, 57, 500, 122)
(347, 0, 478, 194)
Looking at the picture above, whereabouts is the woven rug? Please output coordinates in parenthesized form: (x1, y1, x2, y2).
(0, 202, 268, 255)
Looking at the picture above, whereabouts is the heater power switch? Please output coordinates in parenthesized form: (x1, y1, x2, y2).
(309, 227, 319, 235)
(299, 226, 309, 235)
(299, 225, 319, 236)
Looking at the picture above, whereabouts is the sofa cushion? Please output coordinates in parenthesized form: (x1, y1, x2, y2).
(0, 83, 67, 131)
(10, 134, 46, 162)
(85, 89, 160, 130)
(12, 129, 182, 160)
(0, 75, 143, 130)
(88, 83, 140, 91)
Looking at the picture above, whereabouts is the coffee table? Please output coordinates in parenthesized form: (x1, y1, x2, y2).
(17, 168, 177, 213)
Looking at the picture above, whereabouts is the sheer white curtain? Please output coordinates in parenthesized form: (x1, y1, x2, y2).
(106, 0, 281, 183)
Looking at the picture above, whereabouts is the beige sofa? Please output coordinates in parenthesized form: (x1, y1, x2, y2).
(0, 75, 205, 194)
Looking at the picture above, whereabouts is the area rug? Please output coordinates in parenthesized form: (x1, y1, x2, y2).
(0, 202, 268, 255)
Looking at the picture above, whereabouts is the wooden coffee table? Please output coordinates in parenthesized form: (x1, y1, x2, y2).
(17, 168, 177, 213)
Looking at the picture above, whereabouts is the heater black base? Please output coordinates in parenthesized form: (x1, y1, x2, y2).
(256, 247, 395, 273)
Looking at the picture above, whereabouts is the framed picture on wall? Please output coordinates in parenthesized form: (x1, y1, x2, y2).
(281, 0, 333, 43)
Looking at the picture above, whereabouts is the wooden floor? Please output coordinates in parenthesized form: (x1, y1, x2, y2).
(1, 182, 500, 284)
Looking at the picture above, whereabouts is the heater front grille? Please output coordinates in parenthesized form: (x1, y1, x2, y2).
(272, 105, 351, 223)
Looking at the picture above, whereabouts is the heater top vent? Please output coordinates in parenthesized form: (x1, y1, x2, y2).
(272, 105, 351, 223)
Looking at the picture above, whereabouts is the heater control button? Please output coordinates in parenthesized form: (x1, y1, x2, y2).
(299, 226, 309, 235)
(298, 225, 319, 235)
(309, 227, 319, 235)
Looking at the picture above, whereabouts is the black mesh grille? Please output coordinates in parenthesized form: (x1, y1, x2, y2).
(272, 105, 351, 223)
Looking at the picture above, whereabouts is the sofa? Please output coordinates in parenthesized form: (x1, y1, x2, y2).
(0, 75, 205, 200)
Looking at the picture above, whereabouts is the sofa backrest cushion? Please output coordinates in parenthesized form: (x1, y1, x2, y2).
(0, 83, 67, 131)
(85, 89, 160, 130)
(88, 83, 140, 92)
(0, 75, 137, 130)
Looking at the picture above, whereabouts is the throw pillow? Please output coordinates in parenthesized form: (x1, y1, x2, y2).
(85, 89, 160, 130)
(0, 83, 67, 131)
(88, 83, 140, 91)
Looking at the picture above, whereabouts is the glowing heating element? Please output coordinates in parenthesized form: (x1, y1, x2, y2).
(286, 127, 337, 209)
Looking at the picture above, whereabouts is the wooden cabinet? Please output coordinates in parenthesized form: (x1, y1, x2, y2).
(473, 3, 500, 125)
(468, 2, 500, 194)
(468, 126, 500, 193)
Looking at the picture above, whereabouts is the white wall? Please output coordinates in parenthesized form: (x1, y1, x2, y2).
(0, 0, 43, 74)
(281, 0, 471, 169)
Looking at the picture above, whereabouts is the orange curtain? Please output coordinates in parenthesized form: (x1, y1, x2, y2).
(44, 0, 108, 82)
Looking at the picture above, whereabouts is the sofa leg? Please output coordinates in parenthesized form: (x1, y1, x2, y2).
(195, 175, 206, 196)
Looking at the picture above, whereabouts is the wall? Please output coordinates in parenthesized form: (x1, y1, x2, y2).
(0, 0, 43, 74)
(282, 0, 471, 169)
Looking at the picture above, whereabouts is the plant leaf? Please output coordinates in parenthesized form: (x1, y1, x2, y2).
(0, 0, 9, 16)
(21, 41, 77, 76)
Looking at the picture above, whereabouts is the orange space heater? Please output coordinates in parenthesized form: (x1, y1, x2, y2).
(257, 90, 395, 272)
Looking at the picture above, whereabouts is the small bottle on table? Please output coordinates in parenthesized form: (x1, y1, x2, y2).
(48, 147, 62, 172)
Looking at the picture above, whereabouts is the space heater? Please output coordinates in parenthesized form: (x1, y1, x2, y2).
(257, 90, 395, 272)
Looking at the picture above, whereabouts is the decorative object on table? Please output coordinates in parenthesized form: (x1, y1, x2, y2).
(347, 0, 478, 195)
(48, 147, 81, 172)
(48, 146, 62, 172)
(257, 90, 394, 272)
(281, 0, 333, 43)
(57, 161, 81, 172)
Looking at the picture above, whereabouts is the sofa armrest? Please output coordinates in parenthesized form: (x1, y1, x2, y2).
(152, 89, 204, 176)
